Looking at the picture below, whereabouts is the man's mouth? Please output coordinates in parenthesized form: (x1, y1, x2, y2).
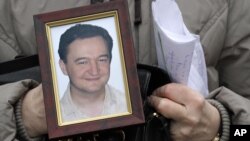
(86, 77, 100, 81)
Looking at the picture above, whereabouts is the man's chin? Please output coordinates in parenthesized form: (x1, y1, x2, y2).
(83, 86, 105, 94)
(71, 81, 107, 94)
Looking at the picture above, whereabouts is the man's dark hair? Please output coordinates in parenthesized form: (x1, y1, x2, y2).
(58, 24, 113, 63)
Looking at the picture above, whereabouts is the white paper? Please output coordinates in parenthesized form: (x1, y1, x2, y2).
(152, 0, 209, 96)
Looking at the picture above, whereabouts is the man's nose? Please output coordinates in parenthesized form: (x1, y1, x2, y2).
(89, 61, 99, 75)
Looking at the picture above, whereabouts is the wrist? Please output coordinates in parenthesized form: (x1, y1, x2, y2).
(207, 99, 230, 141)
(15, 96, 44, 141)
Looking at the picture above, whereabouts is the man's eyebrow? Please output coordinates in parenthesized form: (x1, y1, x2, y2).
(99, 54, 109, 58)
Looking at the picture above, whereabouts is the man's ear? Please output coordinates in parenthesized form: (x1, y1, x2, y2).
(59, 59, 68, 76)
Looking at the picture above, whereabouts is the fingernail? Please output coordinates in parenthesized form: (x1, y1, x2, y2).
(147, 95, 154, 105)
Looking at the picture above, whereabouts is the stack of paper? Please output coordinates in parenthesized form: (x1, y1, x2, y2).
(152, 0, 208, 97)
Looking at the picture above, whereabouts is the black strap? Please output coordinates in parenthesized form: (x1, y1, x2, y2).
(90, 0, 104, 4)
(134, 0, 142, 24)
(144, 111, 172, 141)
(136, 64, 172, 141)
(90, 0, 142, 25)
(0, 55, 39, 75)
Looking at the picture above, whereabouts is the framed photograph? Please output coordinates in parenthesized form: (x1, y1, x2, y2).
(34, 0, 144, 139)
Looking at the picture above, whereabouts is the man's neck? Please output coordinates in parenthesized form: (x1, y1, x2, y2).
(69, 86, 106, 117)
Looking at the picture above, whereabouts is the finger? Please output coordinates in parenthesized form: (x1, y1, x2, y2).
(148, 95, 186, 120)
(153, 83, 201, 105)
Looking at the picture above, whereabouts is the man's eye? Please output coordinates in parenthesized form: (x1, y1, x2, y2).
(77, 60, 88, 64)
(99, 57, 108, 62)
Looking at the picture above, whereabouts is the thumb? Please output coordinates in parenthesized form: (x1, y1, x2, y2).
(22, 84, 47, 137)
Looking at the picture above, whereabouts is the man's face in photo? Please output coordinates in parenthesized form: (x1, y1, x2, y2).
(60, 36, 111, 94)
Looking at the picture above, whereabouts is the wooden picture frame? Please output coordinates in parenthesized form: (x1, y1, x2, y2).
(34, 0, 144, 139)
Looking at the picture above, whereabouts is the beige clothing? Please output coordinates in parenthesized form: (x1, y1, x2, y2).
(175, 0, 250, 124)
(60, 84, 128, 122)
(1, 0, 250, 140)
(0, 80, 40, 141)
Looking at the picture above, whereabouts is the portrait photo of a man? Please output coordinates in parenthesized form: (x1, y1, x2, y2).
(51, 22, 129, 123)
(35, 4, 144, 137)
(58, 24, 127, 121)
